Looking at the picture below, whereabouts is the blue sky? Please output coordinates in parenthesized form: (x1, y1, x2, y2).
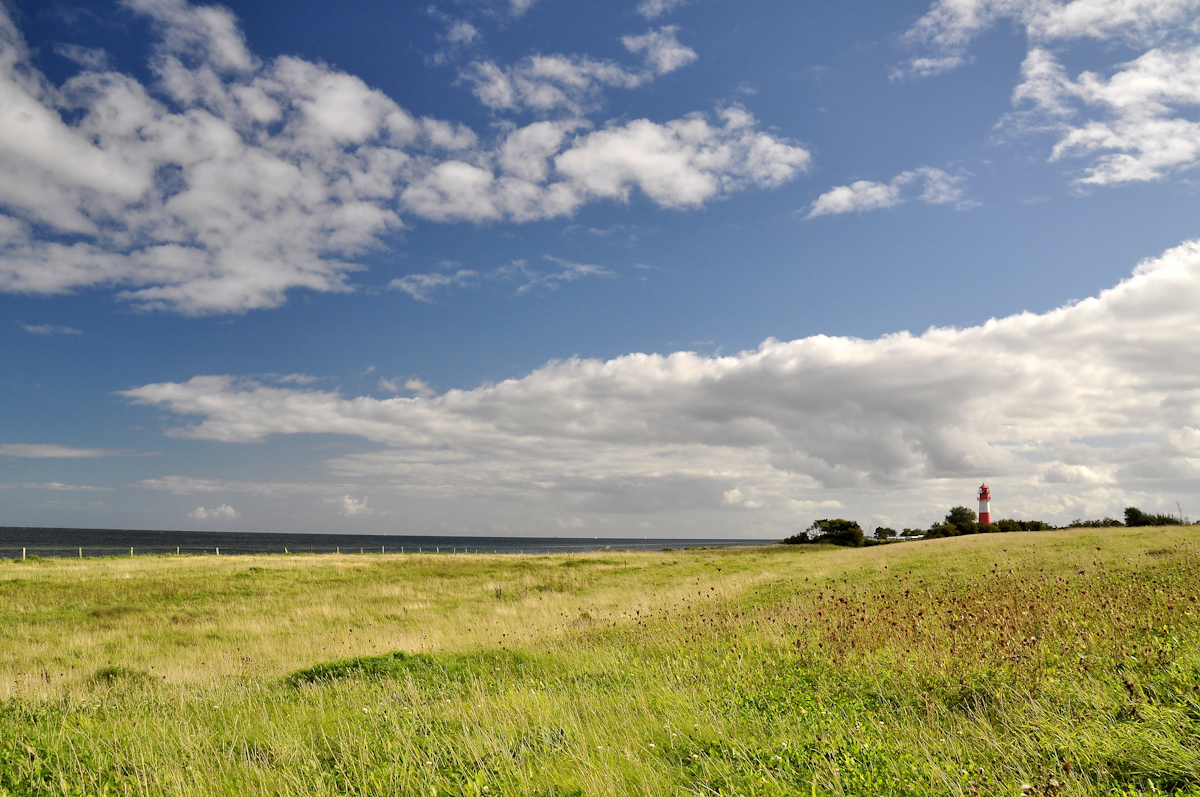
(2, 0, 1199, 537)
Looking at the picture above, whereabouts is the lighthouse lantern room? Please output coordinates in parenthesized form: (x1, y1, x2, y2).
(977, 483, 992, 525)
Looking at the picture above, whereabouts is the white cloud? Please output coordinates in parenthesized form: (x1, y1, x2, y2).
(0, 482, 112, 491)
(510, 0, 541, 16)
(806, 167, 969, 218)
(188, 503, 238, 520)
(461, 27, 695, 115)
(500, 256, 615, 293)
(121, 239, 1200, 529)
(19, 322, 82, 335)
(397, 108, 810, 223)
(391, 255, 613, 301)
(53, 44, 112, 71)
(637, 0, 690, 19)
(896, 0, 1199, 79)
(135, 475, 329, 494)
(405, 379, 436, 398)
(899, 0, 1200, 185)
(0, 2, 803, 314)
(1010, 45, 1200, 184)
(330, 494, 374, 516)
(390, 267, 481, 302)
(0, 443, 138, 458)
(445, 21, 478, 45)
(621, 26, 698, 75)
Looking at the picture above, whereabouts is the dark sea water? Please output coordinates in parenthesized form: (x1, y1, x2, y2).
(0, 527, 771, 559)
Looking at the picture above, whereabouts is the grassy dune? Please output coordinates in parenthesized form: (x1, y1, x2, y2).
(1, 528, 1198, 795)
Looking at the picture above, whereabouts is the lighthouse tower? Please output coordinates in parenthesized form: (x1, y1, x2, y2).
(977, 483, 992, 525)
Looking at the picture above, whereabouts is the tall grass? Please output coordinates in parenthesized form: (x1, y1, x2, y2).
(1, 529, 1198, 795)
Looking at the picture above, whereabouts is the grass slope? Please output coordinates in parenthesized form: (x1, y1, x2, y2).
(1, 528, 1198, 796)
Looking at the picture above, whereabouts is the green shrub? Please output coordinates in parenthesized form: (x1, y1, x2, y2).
(1069, 517, 1124, 528)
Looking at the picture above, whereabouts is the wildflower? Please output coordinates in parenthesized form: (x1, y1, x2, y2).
(649, 743, 655, 748)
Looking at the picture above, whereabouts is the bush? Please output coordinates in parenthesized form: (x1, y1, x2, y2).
(995, 518, 1056, 532)
(925, 523, 960, 539)
(874, 527, 896, 540)
(1069, 517, 1124, 528)
(1125, 506, 1183, 527)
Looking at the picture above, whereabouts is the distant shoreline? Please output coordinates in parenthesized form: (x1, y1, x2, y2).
(0, 526, 772, 558)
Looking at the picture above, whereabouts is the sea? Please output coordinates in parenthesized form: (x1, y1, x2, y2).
(0, 527, 771, 559)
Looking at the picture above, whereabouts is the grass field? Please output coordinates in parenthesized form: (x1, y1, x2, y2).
(1, 527, 1198, 796)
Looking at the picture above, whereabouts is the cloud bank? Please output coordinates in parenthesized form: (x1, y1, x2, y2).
(0, 1, 807, 315)
(122, 240, 1200, 533)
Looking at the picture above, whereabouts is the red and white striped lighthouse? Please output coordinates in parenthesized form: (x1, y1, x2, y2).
(977, 483, 992, 525)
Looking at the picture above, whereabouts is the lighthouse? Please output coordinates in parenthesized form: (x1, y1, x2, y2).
(977, 483, 992, 525)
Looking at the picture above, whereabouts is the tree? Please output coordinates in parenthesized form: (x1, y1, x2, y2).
(1125, 506, 1183, 527)
(807, 519, 865, 547)
(932, 506, 978, 536)
(875, 526, 896, 540)
(945, 506, 977, 528)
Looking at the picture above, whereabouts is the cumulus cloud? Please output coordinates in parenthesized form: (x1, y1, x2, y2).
(188, 503, 238, 519)
(461, 27, 695, 115)
(445, 21, 478, 45)
(510, 0, 541, 16)
(0, 2, 803, 314)
(1009, 45, 1200, 184)
(401, 108, 810, 223)
(897, 0, 1200, 185)
(121, 240, 1200, 529)
(621, 26, 698, 75)
(0, 443, 139, 458)
(637, 0, 690, 19)
(806, 167, 969, 218)
(330, 495, 375, 516)
(896, 0, 1199, 78)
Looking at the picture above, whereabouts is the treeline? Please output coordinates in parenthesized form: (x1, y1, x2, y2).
(783, 505, 1190, 548)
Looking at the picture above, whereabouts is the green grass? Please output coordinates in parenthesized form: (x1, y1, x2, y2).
(1, 528, 1198, 795)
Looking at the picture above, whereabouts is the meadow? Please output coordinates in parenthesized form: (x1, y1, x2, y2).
(1, 527, 1198, 796)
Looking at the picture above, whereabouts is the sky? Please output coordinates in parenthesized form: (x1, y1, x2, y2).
(1, 0, 1199, 538)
